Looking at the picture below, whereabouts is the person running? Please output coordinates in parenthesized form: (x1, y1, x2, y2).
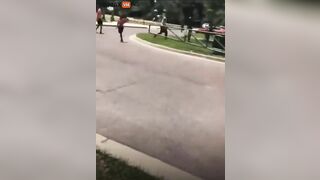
(154, 14, 168, 39)
(96, 8, 103, 34)
(117, 15, 128, 43)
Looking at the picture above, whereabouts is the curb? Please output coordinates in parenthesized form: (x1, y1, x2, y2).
(97, 22, 148, 29)
(102, 24, 148, 29)
(131, 34, 225, 62)
(96, 134, 202, 180)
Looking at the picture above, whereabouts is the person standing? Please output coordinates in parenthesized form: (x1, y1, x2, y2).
(117, 15, 128, 43)
(96, 8, 103, 34)
(186, 16, 193, 42)
(154, 13, 168, 39)
(183, 25, 189, 42)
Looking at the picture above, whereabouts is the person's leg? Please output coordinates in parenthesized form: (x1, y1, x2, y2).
(119, 27, 124, 42)
(120, 33, 123, 42)
(188, 30, 192, 42)
(99, 19, 103, 34)
(96, 21, 99, 30)
(158, 26, 164, 34)
(164, 28, 168, 39)
(154, 26, 162, 37)
(205, 34, 210, 47)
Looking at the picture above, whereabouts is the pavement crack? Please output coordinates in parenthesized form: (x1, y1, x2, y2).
(96, 81, 139, 94)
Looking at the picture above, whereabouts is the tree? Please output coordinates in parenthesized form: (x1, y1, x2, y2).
(96, 0, 225, 26)
(204, 0, 225, 25)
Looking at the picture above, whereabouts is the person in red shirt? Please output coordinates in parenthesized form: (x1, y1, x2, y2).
(96, 8, 103, 34)
(117, 15, 128, 42)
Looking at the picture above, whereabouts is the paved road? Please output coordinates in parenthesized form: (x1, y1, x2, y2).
(96, 27, 225, 180)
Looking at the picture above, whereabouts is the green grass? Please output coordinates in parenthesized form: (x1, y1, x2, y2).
(137, 33, 213, 56)
(96, 149, 162, 180)
(193, 33, 206, 40)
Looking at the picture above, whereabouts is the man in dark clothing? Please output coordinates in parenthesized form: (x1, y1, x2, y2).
(117, 15, 128, 42)
(96, 8, 103, 34)
(186, 16, 193, 42)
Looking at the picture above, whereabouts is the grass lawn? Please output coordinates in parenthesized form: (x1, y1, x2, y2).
(136, 33, 213, 56)
(193, 33, 206, 40)
(96, 149, 162, 180)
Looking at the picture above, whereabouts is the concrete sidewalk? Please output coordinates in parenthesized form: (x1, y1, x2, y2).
(96, 134, 202, 180)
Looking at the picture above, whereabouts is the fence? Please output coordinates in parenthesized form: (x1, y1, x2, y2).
(148, 24, 225, 55)
(102, 14, 225, 55)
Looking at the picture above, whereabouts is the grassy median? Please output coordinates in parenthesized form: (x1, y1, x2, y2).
(96, 149, 162, 180)
(136, 33, 213, 56)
